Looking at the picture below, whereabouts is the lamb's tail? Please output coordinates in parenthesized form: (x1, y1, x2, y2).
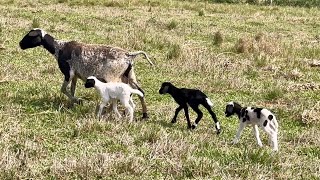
(127, 51, 154, 66)
(205, 98, 214, 107)
(131, 89, 144, 97)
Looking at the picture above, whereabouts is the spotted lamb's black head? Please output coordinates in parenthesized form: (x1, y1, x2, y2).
(19, 28, 46, 50)
(225, 102, 242, 117)
(85, 77, 96, 88)
(159, 82, 173, 94)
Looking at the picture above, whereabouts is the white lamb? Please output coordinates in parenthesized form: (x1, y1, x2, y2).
(225, 101, 279, 151)
(85, 76, 144, 122)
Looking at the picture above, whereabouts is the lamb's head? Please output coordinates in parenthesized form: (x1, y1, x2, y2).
(19, 28, 47, 50)
(159, 82, 173, 94)
(85, 76, 97, 88)
(225, 101, 242, 117)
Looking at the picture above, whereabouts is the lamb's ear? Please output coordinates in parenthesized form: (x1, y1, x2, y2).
(162, 85, 169, 93)
(97, 77, 107, 83)
(28, 31, 39, 37)
(226, 104, 234, 114)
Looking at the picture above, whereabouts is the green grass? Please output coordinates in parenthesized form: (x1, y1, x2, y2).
(0, 0, 320, 179)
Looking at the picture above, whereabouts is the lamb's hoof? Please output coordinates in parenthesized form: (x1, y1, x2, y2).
(142, 113, 149, 119)
(216, 129, 221, 135)
(187, 125, 192, 129)
(171, 119, 177, 123)
(191, 125, 196, 129)
(72, 98, 83, 105)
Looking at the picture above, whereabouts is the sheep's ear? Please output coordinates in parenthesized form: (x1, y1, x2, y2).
(28, 31, 39, 37)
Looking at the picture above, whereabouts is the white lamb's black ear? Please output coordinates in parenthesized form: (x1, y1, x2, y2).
(97, 77, 107, 83)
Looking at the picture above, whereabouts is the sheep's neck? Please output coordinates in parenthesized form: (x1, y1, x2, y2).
(41, 34, 56, 55)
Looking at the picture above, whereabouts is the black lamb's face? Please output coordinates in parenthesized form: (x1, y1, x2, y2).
(19, 29, 44, 50)
(159, 82, 171, 94)
(225, 103, 235, 117)
(85, 78, 95, 88)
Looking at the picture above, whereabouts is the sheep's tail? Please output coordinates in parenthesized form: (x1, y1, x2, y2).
(127, 51, 154, 66)
(206, 98, 214, 107)
(131, 89, 144, 97)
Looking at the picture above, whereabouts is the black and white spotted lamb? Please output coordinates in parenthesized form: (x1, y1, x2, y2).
(159, 82, 221, 134)
(19, 28, 153, 118)
(225, 102, 279, 151)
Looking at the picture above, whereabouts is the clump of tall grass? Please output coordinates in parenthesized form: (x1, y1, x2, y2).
(32, 18, 40, 28)
(234, 32, 281, 55)
(167, 20, 178, 30)
(213, 31, 223, 46)
(167, 43, 182, 60)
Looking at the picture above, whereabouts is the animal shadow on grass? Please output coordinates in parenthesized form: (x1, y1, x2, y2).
(10, 87, 93, 114)
(151, 118, 188, 132)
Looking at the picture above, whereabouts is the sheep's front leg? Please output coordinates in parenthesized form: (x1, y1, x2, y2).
(233, 122, 245, 144)
(172, 106, 183, 123)
(253, 125, 263, 147)
(183, 106, 192, 129)
(60, 79, 79, 104)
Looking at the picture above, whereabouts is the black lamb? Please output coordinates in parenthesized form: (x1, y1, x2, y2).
(159, 82, 221, 134)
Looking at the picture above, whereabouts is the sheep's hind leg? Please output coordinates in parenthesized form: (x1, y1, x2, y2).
(128, 70, 148, 119)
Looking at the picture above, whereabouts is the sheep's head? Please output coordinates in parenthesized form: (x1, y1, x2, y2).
(159, 82, 173, 94)
(19, 28, 47, 50)
(85, 76, 96, 88)
(225, 101, 242, 117)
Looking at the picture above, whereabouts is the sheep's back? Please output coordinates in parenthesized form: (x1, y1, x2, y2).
(66, 42, 131, 82)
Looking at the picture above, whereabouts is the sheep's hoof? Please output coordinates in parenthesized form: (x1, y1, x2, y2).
(142, 113, 149, 119)
(191, 125, 196, 129)
(187, 125, 192, 129)
(171, 119, 177, 123)
(216, 129, 221, 135)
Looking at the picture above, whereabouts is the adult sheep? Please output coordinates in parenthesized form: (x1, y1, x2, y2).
(19, 28, 153, 119)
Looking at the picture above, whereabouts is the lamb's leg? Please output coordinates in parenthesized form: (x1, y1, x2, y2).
(202, 103, 221, 134)
(172, 106, 183, 123)
(127, 69, 148, 119)
(183, 105, 192, 129)
(121, 98, 134, 122)
(262, 123, 278, 151)
(233, 122, 245, 144)
(112, 99, 121, 119)
(97, 101, 108, 120)
(253, 125, 263, 147)
(129, 95, 136, 109)
(190, 104, 203, 129)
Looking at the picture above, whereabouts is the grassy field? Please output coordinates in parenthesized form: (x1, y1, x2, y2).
(0, 0, 320, 179)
